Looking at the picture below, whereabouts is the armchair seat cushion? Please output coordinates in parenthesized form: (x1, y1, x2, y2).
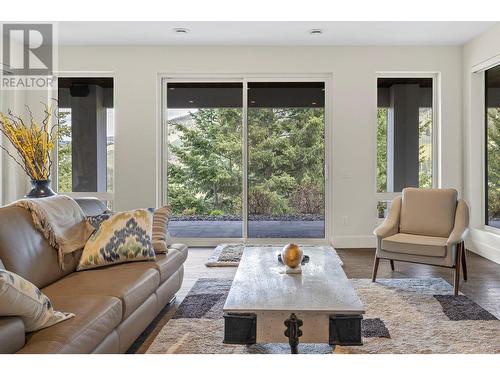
(382, 233, 447, 258)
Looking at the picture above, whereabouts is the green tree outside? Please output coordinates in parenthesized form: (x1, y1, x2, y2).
(167, 107, 325, 216)
(376, 107, 432, 193)
(57, 110, 72, 192)
(376, 108, 388, 192)
(487, 108, 500, 222)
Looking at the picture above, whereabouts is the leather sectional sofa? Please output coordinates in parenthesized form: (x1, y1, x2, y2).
(0, 198, 187, 353)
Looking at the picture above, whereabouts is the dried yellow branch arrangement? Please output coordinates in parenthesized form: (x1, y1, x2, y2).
(0, 101, 59, 180)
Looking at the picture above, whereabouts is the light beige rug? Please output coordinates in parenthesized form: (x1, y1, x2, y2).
(146, 278, 500, 354)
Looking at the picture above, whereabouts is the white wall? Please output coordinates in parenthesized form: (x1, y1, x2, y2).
(38, 45, 461, 246)
(0, 34, 56, 204)
(463, 24, 500, 264)
(1, 88, 29, 204)
(0, 36, 35, 205)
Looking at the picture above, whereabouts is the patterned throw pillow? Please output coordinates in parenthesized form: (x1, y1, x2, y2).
(86, 206, 172, 255)
(0, 269, 74, 332)
(86, 212, 114, 230)
(78, 209, 156, 271)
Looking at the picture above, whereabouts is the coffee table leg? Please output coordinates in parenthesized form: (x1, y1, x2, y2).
(284, 313, 303, 354)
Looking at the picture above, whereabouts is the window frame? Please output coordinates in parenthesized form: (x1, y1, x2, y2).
(52, 71, 116, 205)
(374, 72, 440, 221)
(485, 68, 490, 229)
(484, 64, 500, 233)
(158, 73, 333, 247)
(469, 56, 500, 236)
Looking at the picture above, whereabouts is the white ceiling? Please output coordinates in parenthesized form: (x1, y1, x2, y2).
(57, 21, 497, 46)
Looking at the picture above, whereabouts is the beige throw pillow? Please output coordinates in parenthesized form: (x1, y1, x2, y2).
(152, 205, 172, 254)
(0, 269, 74, 332)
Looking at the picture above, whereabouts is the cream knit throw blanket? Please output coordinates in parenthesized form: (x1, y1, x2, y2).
(13, 195, 95, 270)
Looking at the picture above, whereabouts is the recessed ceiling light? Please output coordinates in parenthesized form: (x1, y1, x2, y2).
(250, 100, 256, 104)
(309, 29, 323, 35)
(174, 27, 189, 34)
(188, 100, 194, 104)
(312, 102, 317, 105)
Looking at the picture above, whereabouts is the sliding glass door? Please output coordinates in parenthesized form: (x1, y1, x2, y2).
(164, 78, 328, 242)
(166, 83, 243, 238)
(247, 82, 325, 238)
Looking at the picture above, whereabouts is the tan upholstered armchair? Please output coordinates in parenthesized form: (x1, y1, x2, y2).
(372, 188, 469, 295)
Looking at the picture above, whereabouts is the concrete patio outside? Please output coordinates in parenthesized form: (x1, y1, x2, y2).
(168, 220, 325, 238)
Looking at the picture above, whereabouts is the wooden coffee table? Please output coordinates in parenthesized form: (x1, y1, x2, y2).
(223, 246, 365, 353)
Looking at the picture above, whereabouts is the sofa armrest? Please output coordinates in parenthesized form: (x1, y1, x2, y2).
(74, 197, 109, 216)
(374, 196, 402, 239)
(0, 317, 25, 353)
(447, 199, 469, 246)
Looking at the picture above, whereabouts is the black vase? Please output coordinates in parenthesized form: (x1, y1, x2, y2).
(26, 179, 56, 198)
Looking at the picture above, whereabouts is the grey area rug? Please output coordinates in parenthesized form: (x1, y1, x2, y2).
(146, 277, 500, 354)
(206, 243, 343, 267)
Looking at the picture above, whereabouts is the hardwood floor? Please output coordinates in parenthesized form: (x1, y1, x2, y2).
(130, 247, 500, 353)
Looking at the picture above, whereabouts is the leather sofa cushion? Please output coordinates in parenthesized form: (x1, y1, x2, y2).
(42, 262, 160, 320)
(16, 340, 65, 353)
(19, 294, 122, 354)
(399, 188, 457, 238)
(0, 317, 25, 353)
(382, 233, 448, 257)
(0, 206, 80, 288)
(151, 244, 188, 283)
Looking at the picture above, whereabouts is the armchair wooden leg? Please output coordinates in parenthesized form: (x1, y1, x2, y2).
(390, 260, 395, 271)
(461, 243, 467, 281)
(372, 257, 380, 282)
(454, 243, 463, 296)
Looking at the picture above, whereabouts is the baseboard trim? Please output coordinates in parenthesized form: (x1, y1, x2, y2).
(332, 235, 376, 248)
(466, 236, 500, 265)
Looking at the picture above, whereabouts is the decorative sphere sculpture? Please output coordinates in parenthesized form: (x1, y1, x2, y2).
(281, 243, 303, 268)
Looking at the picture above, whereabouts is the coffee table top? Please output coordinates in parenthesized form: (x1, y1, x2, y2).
(223, 246, 365, 314)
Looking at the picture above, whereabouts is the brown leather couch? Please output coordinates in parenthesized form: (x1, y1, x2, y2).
(0, 198, 187, 354)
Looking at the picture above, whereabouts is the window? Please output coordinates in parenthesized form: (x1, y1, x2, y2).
(377, 77, 433, 193)
(57, 77, 114, 198)
(164, 78, 327, 241)
(377, 200, 392, 219)
(485, 65, 500, 229)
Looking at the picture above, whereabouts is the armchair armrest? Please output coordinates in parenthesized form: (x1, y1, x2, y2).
(374, 196, 402, 239)
(447, 199, 469, 246)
